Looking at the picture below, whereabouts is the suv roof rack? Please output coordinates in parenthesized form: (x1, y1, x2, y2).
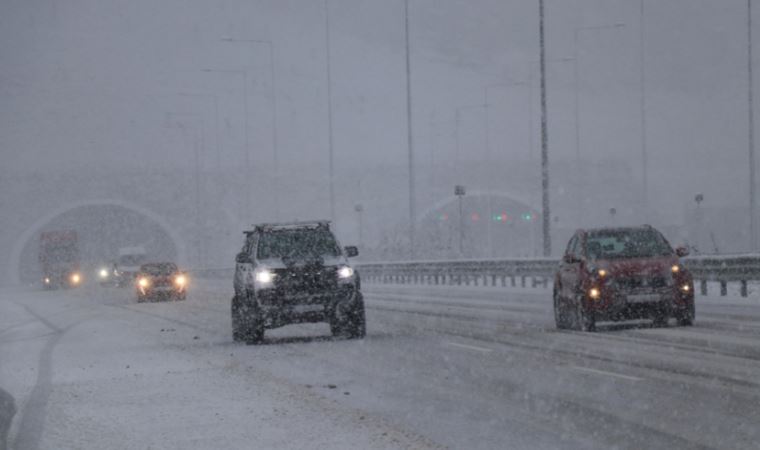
(244, 220, 331, 234)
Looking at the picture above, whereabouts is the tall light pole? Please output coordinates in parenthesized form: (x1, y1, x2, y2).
(221, 37, 280, 220)
(539, 0, 551, 256)
(573, 23, 625, 226)
(639, 0, 649, 220)
(325, 0, 337, 223)
(749, 0, 757, 251)
(404, 0, 416, 259)
(354, 204, 364, 248)
(201, 68, 251, 217)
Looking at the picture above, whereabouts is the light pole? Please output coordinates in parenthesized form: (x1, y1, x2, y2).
(538, 0, 551, 256)
(404, 0, 416, 260)
(220, 37, 280, 220)
(695, 193, 704, 253)
(325, 0, 336, 223)
(573, 23, 625, 225)
(455, 185, 466, 257)
(748, 0, 757, 251)
(354, 204, 364, 248)
(639, 0, 649, 220)
(201, 68, 251, 217)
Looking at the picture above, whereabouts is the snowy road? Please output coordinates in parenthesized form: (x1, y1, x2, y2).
(1, 280, 760, 449)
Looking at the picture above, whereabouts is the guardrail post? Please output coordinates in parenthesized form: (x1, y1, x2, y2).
(492, 275, 497, 286)
(500, 276, 506, 287)
(521, 276, 526, 288)
(511, 276, 516, 287)
(741, 280, 748, 297)
(720, 280, 727, 296)
(700, 280, 707, 296)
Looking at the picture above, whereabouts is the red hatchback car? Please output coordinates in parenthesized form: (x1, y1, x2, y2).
(553, 225, 694, 331)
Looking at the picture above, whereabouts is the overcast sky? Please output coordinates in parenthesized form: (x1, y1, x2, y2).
(1, 0, 757, 229)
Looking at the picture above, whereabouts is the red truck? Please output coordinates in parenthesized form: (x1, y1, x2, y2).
(39, 230, 82, 289)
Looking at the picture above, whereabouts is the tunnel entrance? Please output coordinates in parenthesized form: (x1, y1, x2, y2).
(13, 201, 184, 285)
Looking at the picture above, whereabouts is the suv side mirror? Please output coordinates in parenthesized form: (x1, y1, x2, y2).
(675, 246, 689, 257)
(235, 252, 252, 264)
(344, 246, 359, 258)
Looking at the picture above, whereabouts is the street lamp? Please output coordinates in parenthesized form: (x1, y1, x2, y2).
(354, 204, 364, 248)
(403, 0, 416, 260)
(748, 0, 757, 251)
(325, 0, 337, 223)
(538, 0, 551, 256)
(220, 37, 280, 221)
(455, 185, 466, 257)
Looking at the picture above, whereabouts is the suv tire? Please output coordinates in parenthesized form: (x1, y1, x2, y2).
(231, 295, 265, 344)
(575, 299, 596, 332)
(553, 290, 569, 330)
(330, 295, 366, 339)
(676, 302, 695, 326)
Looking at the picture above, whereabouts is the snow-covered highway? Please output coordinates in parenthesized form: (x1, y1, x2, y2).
(2, 280, 760, 449)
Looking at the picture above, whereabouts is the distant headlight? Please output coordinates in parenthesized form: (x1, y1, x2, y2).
(175, 275, 187, 286)
(44, 277, 51, 284)
(589, 287, 601, 300)
(138, 277, 150, 288)
(597, 269, 607, 278)
(99, 268, 109, 279)
(671, 265, 680, 274)
(680, 284, 691, 293)
(255, 269, 275, 284)
(71, 273, 81, 284)
(337, 266, 354, 279)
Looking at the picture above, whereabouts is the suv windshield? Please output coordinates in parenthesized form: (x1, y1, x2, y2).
(140, 263, 177, 275)
(119, 255, 145, 266)
(257, 229, 340, 260)
(586, 229, 673, 260)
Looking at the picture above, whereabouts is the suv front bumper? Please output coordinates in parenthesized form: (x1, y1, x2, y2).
(248, 285, 360, 328)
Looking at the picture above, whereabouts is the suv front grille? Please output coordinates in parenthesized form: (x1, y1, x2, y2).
(273, 266, 337, 294)
(617, 276, 668, 291)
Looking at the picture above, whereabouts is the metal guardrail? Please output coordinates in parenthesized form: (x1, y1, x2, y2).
(192, 254, 760, 298)
(358, 255, 760, 298)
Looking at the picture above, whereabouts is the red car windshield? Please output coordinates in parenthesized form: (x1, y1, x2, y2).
(586, 229, 673, 260)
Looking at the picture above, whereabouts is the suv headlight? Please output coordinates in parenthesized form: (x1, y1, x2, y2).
(337, 265, 354, 279)
(255, 269, 275, 284)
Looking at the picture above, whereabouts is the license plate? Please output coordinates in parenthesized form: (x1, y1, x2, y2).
(294, 304, 323, 313)
(627, 294, 661, 303)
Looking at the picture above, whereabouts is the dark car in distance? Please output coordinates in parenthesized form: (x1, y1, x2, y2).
(135, 262, 188, 302)
(553, 225, 695, 331)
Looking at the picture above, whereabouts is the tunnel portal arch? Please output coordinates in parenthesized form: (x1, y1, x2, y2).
(8, 199, 187, 285)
